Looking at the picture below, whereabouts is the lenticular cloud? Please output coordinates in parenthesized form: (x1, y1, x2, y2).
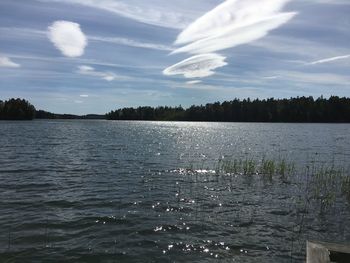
(175, 0, 295, 46)
(164, 0, 296, 79)
(173, 12, 296, 55)
(163, 54, 227, 78)
(48, 21, 87, 57)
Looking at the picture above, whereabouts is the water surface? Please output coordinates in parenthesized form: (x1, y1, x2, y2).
(0, 120, 349, 262)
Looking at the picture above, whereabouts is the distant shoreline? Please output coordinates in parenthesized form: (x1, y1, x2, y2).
(2, 96, 350, 123)
(16, 119, 350, 124)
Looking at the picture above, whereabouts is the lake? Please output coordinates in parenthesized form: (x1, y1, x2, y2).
(0, 120, 349, 262)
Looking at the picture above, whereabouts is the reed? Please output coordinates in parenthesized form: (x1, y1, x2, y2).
(215, 157, 295, 179)
(186, 156, 349, 212)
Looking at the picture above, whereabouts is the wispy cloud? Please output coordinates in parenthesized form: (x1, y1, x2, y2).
(309, 0, 350, 4)
(165, 0, 296, 79)
(89, 36, 172, 51)
(38, 0, 195, 29)
(307, 54, 350, 65)
(186, 80, 202, 85)
(1, 26, 172, 52)
(274, 71, 350, 86)
(163, 54, 227, 78)
(48, 21, 88, 57)
(0, 56, 21, 68)
(80, 94, 89, 98)
(263, 76, 280, 80)
(77, 65, 119, 81)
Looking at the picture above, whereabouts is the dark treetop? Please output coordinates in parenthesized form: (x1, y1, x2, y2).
(2, 96, 350, 122)
(0, 98, 36, 120)
(106, 96, 350, 123)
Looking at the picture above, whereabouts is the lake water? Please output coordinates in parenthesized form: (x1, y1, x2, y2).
(0, 120, 350, 262)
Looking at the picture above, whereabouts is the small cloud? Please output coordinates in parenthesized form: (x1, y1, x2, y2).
(77, 65, 117, 81)
(74, 100, 83, 104)
(263, 76, 279, 80)
(0, 56, 21, 68)
(163, 53, 227, 78)
(306, 54, 350, 65)
(80, 94, 89, 98)
(186, 80, 202, 85)
(48, 20, 88, 57)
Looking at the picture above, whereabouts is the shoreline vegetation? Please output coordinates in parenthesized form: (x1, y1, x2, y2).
(181, 156, 350, 213)
(175, 155, 350, 259)
(1, 96, 350, 122)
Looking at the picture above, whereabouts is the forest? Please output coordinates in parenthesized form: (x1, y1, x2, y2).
(0, 98, 36, 120)
(106, 96, 350, 123)
(2, 96, 350, 122)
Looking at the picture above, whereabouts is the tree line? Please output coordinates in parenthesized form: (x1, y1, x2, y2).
(0, 98, 106, 120)
(0, 98, 36, 120)
(106, 96, 350, 123)
(2, 96, 350, 122)
(35, 110, 105, 120)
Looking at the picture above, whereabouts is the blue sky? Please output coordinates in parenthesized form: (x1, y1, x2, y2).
(0, 0, 349, 114)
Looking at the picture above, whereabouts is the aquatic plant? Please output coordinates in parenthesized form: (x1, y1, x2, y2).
(214, 157, 295, 180)
(260, 158, 276, 178)
(341, 175, 350, 203)
(185, 156, 349, 213)
(309, 166, 343, 213)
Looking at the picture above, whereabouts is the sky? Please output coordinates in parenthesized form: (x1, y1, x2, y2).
(0, 0, 349, 114)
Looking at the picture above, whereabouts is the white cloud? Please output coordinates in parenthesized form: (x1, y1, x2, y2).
(263, 76, 279, 80)
(173, 0, 296, 54)
(39, 0, 203, 29)
(48, 21, 88, 57)
(165, 0, 296, 79)
(175, 0, 294, 45)
(1, 27, 172, 52)
(307, 54, 350, 65)
(186, 80, 202, 85)
(0, 56, 21, 68)
(74, 100, 84, 104)
(80, 94, 89, 97)
(163, 53, 227, 78)
(89, 35, 172, 51)
(77, 65, 118, 81)
(173, 12, 296, 54)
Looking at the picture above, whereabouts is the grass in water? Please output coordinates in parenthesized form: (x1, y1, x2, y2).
(188, 156, 349, 212)
(216, 157, 295, 179)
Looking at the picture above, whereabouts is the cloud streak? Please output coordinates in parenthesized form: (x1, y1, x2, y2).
(0, 56, 21, 68)
(77, 65, 118, 81)
(186, 80, 202, 85)
(164, 0, 296, 79)
(89, 36, 172, 51)
(163, 54, 227, 78)
(39, 0, 195, 29)
(307, 54, 350, 65)
(1, 26, 172, 52)
(48, 21, 88, 57)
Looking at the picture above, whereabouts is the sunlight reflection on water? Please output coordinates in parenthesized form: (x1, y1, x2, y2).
(0, 120, 349, 262)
